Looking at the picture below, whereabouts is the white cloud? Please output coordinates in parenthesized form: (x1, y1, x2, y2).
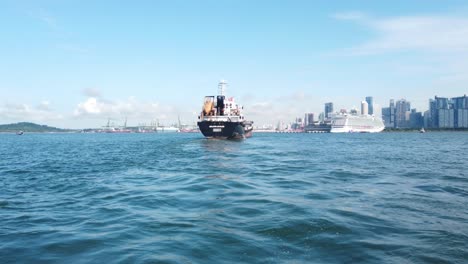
(74, 97, 101, 115)
(73, 96, 181, 122)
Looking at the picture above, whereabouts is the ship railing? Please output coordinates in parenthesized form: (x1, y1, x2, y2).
(201, 115, 242, 122)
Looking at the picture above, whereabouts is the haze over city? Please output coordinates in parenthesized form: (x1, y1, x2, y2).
(1, 0, 468, 128)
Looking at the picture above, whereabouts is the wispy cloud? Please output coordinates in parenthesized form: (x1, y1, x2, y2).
(27, 7, 89, 54)
(331, 11, 367, 21)
(0, 101, 63, 122)
(82, 88, 102, 98)
(36, 101, 51, 111)
(332, 12, 468, 55)
(56, 43, 89, 54)
(329, 11, 468, 101)
(29, 7, 59, 30)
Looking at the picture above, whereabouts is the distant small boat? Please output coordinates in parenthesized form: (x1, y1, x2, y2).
(16, 131, 24, 135)
(420, 128, 425, 133)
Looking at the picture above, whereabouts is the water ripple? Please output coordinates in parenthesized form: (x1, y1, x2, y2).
(1, 132, 468, 263)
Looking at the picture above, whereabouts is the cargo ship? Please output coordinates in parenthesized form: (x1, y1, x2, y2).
(197, 80, 253, 139)
(330, 114, 385, 133)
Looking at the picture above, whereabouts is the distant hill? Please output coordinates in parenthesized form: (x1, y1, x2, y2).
(0, 122, 74, 133)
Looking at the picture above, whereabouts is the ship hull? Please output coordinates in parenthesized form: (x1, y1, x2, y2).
(330, 126, 384, 133)
(197, 121, 253, 139)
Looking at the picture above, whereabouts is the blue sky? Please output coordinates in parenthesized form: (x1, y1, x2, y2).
(1, 0, 468, 128)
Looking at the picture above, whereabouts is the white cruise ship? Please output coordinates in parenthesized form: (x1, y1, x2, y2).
(330, 114, 385, 133)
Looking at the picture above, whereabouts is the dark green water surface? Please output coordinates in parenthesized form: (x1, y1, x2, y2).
(1, 132, 467, 263)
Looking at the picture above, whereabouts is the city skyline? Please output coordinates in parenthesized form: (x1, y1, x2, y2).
(1, 1, 468, 128)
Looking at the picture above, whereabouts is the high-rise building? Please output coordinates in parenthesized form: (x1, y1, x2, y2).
(395, 99, 411, 128)
(304, 113, 314, 126)
(428, 99, 436, 128)
(430, 96, 450, 128)
(409, 109, 423, 128)
(452, 95, 468, 128)
(325, 102, 334, 119)
(296, 117, 303, 125)
(389, 99, 395, 128)
(292, 117, 303, 129)
(435, 96, 450, 109)
(361, 101, 368, 115)
(423, 110, 431, 128)
(382, 99, 395, 128)
(382, 107, 392, 127)
(365, 96, 374, 115)
(318, 112, 325, 123)
(374, 103, 382, 119)
(458, 108, 468, 128)
(429, 95, 467, 128)
(438, 109, 454, 128)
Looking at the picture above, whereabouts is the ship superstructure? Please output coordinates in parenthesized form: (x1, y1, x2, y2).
(331, 114, 385, 133)
(197, 81, 253, 139)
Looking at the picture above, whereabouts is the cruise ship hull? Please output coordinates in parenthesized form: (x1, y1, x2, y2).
(330, 126, 384, 133)
(197, 121, 253, 139)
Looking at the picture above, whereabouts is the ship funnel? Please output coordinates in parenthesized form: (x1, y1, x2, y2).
(218, 80, 227, 96)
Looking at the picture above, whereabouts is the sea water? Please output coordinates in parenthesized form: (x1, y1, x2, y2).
(1, 132, 467, 263)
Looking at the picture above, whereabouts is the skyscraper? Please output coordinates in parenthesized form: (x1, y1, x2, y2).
(319, 112, 325, 123)
(431, 97, 450, 128)
(382, 107, 392, 127)
(424, 110, 431, 128)
(325, 102, 333, 119)
(452, 95, 468, 128)
(429, 99, 437, 128)
(374, 103, 382, 120)
(409, 109, 423, 128)
(429, 95, 468, 128)
(365, 96, 374, 115)
(382, 99, 396, 128)
(395, 99, 411, 128)
(438, 109, 454, 128)
(389, 99, 395, 128)
(361, 101, 368, 115)
(304, 113, 314, 126)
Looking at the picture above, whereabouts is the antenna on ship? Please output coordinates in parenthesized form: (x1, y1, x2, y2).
(218, 80, 227, 96)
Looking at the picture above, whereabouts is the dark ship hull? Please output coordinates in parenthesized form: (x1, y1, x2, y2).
(197, 121, 253, 139)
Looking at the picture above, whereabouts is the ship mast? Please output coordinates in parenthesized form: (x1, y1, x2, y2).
(218, 80, 227, 96)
